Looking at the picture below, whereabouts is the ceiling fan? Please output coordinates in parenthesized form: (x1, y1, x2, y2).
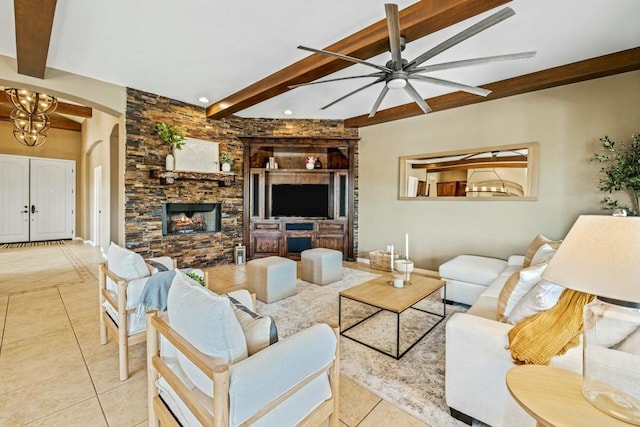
(290, 4, 536, 118)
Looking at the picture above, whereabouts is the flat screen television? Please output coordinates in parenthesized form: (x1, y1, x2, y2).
(271, 184, 330, 218)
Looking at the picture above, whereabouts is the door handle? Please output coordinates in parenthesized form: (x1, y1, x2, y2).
(22, 205, 28, 213)
(31, 205, 36, 214)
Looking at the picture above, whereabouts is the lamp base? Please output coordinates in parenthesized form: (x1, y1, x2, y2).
(583, 298, 640, 425)
(584, 381, 640, 425)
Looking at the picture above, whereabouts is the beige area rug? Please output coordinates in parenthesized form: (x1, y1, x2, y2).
(256, 268, 469, 427)
(0, 241, 95, 296)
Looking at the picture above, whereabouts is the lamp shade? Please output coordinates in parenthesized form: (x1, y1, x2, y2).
(541, 215, 640, 303)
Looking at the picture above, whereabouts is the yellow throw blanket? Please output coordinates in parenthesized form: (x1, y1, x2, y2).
(507, 289, 595, 365)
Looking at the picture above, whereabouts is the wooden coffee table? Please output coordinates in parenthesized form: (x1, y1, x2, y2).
(338, 274, 446, 359)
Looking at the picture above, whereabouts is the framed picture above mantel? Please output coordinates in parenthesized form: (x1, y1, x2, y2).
(173, 138, 220, 173)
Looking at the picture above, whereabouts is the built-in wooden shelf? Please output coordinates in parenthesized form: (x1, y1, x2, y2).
(150, 169, 235, 186)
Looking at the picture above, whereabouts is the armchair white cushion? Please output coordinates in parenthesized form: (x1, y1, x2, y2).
(167, 271, 248, 394)
(106, 242, 150, 280)
(147, 282, 339, 426)
(99, 243, 204, 381)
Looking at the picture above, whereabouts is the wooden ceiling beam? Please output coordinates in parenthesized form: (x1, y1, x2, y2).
(0, 105, 82, 132)
(0, 92, 93, 117)
(54, 101, 93, 118)
(411, 155, 527, 169)
(206, 0, 510, 119)
(345, 47, 640, 127)
(14, 0, 57, 79)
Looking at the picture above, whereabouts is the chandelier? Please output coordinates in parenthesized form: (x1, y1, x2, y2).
(464, 151, 509, 195)
(4, 88, 58, 147)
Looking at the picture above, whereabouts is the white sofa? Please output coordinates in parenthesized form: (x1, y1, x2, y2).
(444, 257, 583, 426)
(439, 254, 525, 306)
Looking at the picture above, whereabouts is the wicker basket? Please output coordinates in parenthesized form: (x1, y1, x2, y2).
(369, 250, 401, 272)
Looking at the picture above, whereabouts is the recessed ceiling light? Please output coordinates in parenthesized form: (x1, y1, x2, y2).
(198, 96, 210, 103)
(283, 109, 293, 115)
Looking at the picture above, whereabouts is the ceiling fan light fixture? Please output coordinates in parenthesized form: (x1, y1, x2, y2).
(386, 77, 406, 89)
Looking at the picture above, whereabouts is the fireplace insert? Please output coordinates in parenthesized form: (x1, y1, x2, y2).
(162, 203, 221, 236)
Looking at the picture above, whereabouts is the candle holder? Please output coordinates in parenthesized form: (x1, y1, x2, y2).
(234, 244, 246, 265)
(395, 259, 414, 285)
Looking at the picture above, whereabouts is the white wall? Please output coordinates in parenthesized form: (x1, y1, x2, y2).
(358, 71, 640, 270)
(82, 111, 125, 252)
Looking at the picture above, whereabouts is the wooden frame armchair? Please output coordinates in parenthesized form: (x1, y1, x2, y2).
(146, 308, 340, 426)
(99, 254, 207, 381)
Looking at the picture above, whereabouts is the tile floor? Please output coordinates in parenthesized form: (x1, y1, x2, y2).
(0, 241, 431, 426)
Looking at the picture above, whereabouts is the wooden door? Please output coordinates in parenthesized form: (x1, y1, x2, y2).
(29, 158, 75, 241)
(0, 155, 30, 243)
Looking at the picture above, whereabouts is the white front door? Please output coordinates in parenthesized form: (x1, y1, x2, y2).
(29, 158, 75, 241)
(0, 155, 30, 243)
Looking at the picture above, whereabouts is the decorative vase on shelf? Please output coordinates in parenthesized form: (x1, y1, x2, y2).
(305, 156, 316, 169)
(221, 162, 231, 172)
(165, 153, 175, 171)
(314, 158, 323, 169)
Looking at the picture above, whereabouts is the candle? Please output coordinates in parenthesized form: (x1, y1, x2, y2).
(390, 245, 394, 271)
(405, 233, 409, 260)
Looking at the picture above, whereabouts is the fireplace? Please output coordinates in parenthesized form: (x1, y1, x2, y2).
(162, 203, 221, 236)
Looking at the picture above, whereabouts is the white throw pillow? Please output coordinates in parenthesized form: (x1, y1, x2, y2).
(107, 242, 149, 280)
(497, 262, 547, 321)
(167, 271, 248, 396)
(146, 256, 174, 274)
(530, 243, 557, 266)
(506, 280, 565, 324)
(227, 295, 278, 355)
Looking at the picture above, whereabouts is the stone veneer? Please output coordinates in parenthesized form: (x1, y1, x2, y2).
(125, 88, 359, 267)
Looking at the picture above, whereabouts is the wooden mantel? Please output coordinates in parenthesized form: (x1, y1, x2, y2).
(150, 169, 235, 186)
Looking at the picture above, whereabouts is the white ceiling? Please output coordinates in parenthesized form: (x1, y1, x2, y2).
(0, 0, 638, 120)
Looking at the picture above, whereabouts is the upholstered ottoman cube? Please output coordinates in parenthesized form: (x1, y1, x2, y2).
(247, 256, 297, 303)
(301, 248, 343, 286)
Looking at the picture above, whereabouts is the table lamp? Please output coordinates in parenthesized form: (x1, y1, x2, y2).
(541, 215, 640, 425)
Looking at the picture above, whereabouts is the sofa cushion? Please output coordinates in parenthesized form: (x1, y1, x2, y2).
(530, 243, 558, 266)
(228, 296, 278, 355)
(506, 280, 565, 324)
(439, 255, 507, 286)
(523, 235, 561, 268)
(497, 263, 547, 321)
(167, 271, 248, 395)
(107, 242, 149, 280)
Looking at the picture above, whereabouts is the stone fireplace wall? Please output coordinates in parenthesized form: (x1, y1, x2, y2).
(125, 88, 358, 267)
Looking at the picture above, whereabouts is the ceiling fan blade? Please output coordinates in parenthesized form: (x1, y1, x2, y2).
(368, 85, 390, 118)
(403, 81, 432, 114)
(411, 51, 536, 74)
(405, 7, 516, 71)
(298, 46, 392, 73)
(385, 3, 403, 71)
(409, 75, 491, 97)
(288, 72, 386, 89)
(321, 77, 386, 110)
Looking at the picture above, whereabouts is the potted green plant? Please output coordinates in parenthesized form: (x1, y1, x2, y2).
(219, 153, 234, 172)
(156, 122, 186, 171)
(592, 133, 640, 216)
